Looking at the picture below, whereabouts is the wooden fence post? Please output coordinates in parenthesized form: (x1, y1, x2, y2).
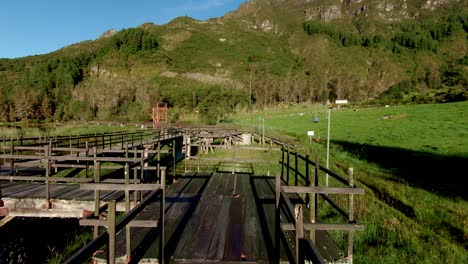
(44, 145, 51, 209)
(275, 172, 281, 264)
(125, 164, 130, 212)
(232, 144, 236, 174)
(267, 143, 271, 176)
(160, 167, 166, 264)
(295, 204, 304, 264)
(281, 146, 284, 181)
(294, 148, 298, 186)
(125, 163, 131, 262)
(172, 139, 176, 181)
(85, 141, 89, 178)
(108, 200, 116, 264)
(310, 153, 319, 242)
(197, 141, 201, 173)
(93, 161, 101, 238)
(10, 138, 14, 175)
(286, 146, 290, 184)
(348, 167, 355, 264)
(157, 142, 161, 181)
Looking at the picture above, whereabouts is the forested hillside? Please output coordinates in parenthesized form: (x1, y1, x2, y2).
(0, 0, 466, 124)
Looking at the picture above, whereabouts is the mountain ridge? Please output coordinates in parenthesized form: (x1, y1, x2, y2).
(0, 0, 466, 123)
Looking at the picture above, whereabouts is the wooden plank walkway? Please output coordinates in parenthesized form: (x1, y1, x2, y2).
(90, 173, 340, 263)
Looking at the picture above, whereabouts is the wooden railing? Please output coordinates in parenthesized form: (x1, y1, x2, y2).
(0, 130, 183, 216)
(64, 167, 167, 264)
(276, 147, 365, 264)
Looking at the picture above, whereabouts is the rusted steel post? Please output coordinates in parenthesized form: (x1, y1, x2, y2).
(108, 200, 116, 264)
(348, 167, 355, 264)
(160, 167, 166, 264)
(295, 204, 304, 264)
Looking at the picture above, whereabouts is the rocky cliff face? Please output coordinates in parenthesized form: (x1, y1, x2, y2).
(227, 0, 466, 30)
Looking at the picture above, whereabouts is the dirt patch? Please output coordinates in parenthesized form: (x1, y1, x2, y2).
(162, 30, 192, 51)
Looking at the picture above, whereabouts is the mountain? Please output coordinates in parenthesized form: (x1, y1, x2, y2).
(0, 0, 467, 123)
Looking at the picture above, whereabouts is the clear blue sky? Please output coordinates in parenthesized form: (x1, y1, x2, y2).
(0, 0, 248, 59)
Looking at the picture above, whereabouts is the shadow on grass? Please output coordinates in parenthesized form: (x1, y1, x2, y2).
(333, 140, 467, 200)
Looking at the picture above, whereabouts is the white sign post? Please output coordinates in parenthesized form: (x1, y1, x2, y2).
(307, 131, 314, 144)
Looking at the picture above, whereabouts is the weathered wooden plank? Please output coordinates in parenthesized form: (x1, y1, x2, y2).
(223, 194, 244, 261)
(242, 174, 267, 261)
(281, 223, 365, 231)
(282, 185, 365, 195)
(206, 195, 232, 260)
(178, 194, 224, 260)
(80, 183, 161, 191)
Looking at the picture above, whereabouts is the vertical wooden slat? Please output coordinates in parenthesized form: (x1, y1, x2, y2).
(275, 172, 281, 264)
(348, 167, 355, 264)
(124, 164, 130, 212)
(10, 138, 14, 175)
(295, 204, 304, 264)
(93, 160, 101, 238)
(232, 144, 236, 174)
(294, 149, 298, 186)
(160, 167, 166, 264)
(44, 145, 51, 209)
(172, 139, 176, 181)
(125, 164, 131, 262)
(85, 141, 89, 178)
(281, 146, 284, 181)
(108, 200, 116, 264)
(157, 142, 161, 181)
(197, 141, 201, 173)
(286, 146, 290, 184)
(311, 154, 319, 243)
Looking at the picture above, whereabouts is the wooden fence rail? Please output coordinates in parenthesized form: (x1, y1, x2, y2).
(64, 167, 166, 264)
(276, 148, 365, 264)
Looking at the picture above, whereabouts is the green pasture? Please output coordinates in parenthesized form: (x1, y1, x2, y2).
(234, 101, 468, 263)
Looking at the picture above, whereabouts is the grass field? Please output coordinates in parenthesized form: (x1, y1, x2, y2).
(234, 101, 468, 263)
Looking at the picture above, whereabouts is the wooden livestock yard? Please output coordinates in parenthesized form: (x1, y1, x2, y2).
(0, 127, 364, 264)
